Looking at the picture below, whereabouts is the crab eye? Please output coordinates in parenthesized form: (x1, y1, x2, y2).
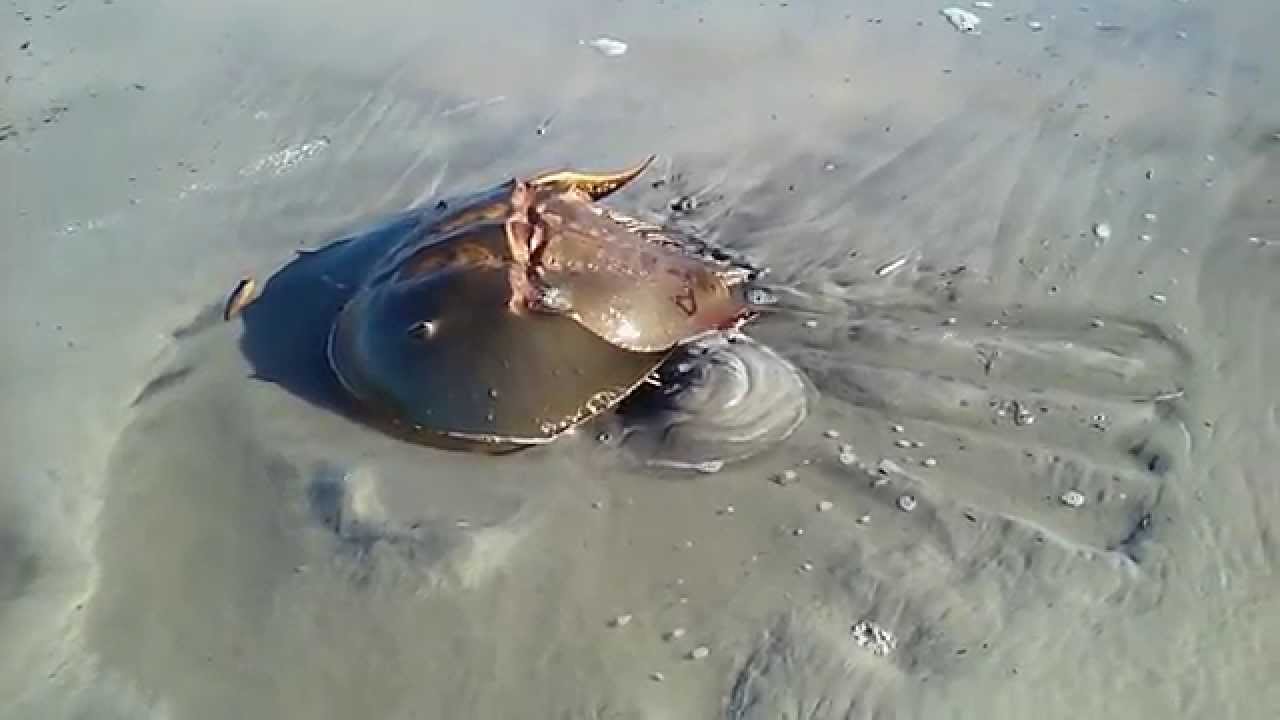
(406, 320, 437, 340)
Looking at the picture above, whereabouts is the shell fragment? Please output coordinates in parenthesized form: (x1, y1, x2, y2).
(940, 8, 982, 34)
(584, 36, 628, 56)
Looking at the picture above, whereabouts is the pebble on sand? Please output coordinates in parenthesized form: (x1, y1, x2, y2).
(878, 458, 904, 475)
(837, 444, 858, 465)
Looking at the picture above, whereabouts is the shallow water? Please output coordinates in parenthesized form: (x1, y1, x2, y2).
(3, 0, 1280, 718)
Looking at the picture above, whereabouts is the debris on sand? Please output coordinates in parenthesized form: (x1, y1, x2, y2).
(875, 253, 912, 277)
(773, 469, 799, 486)
(584, 36, 628, 57)
(1060, 490, 1086, 508)
(940, 7, 982, 34)
(222, 276, 258, 321)
(851, 619, 897, 656)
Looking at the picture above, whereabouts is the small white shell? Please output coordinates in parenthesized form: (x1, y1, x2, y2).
(940, 7, 982, 33)
(584, 36, 628, 56)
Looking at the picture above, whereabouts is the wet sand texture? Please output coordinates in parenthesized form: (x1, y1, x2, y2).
(3, 1, 1280, 718)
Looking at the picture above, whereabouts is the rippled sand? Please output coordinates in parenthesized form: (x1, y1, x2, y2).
(4, 1, 1280, 718)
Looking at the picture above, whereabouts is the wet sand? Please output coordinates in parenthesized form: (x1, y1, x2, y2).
(3, 0, 1280, 717)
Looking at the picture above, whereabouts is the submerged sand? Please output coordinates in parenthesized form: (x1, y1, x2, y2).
(3, 0, 1280, 718)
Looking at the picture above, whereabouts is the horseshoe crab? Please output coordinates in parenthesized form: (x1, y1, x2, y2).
(228, 157, 810, 465)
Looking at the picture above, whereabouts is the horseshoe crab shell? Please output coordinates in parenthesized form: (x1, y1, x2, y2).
(223, 156, 778, 452)
(327, 233, 668, 445)
(527, 189, 754, 353)
(322, 157, 755, 448)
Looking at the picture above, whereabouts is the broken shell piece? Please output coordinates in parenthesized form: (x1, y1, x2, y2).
(875, 254, 912, 277)
(584, 36, 628, 57)
(940, 7, 982, 34)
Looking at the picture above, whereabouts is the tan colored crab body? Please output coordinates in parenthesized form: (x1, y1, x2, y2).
(231, 157, 758, 448)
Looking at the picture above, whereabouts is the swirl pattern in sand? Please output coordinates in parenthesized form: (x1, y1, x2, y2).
(602, 332, 811, 472)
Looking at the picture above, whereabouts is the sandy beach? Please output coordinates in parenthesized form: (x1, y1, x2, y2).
(3, 0, 1280, 717)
